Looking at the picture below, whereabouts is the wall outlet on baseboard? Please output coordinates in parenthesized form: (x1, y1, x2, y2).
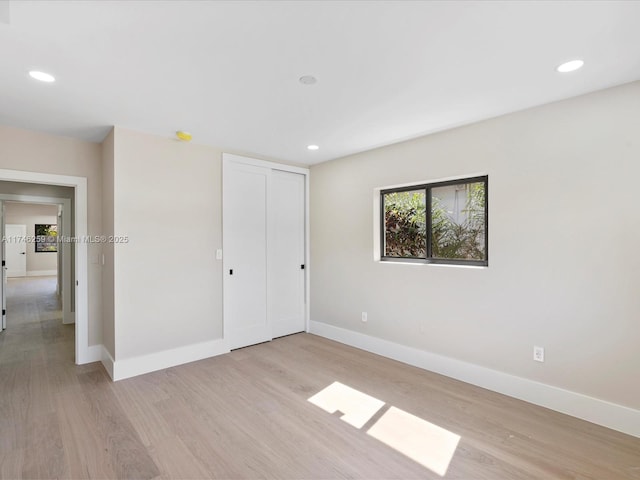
(361, 312, 368, 322)
(533, 345, 545, 362)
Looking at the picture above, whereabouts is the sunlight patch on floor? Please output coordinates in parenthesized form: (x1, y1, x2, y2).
(307, 381, 385, 428)
(367, 406, 460, 476)
(308, 382, 460, 476)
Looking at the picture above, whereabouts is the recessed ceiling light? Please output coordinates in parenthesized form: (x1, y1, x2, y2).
(299, 75, 317, 85)
(307, 145, 319, 151)
(29, 70, 56, 83)
(556, 60, 584, 73)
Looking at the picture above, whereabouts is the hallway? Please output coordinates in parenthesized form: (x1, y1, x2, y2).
(7, 276, 61, 325)
(0, 275, 73, 372)
(0, 276, 80, 478)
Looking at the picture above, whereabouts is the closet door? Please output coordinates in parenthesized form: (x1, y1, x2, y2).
(223, 162, 271, 350)
(269, 170, 306, 338)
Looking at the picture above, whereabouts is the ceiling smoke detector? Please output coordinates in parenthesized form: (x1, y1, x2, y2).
(176, 131, 192, 142)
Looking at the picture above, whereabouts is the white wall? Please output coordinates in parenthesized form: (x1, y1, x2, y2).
(112, 127, 223, 361)
(310, 81, 640, 414)
(0, 125, 103, 346)
(4, 202, 58, 274)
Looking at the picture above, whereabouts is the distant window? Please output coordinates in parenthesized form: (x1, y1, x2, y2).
(381, 176, 488, 266)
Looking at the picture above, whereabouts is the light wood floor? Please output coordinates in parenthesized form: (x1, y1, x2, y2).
(6, 276, 60, 327)
(1, 280, 639, 478)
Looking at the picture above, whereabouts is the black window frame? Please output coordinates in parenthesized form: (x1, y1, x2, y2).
(380, 176, 488, 266)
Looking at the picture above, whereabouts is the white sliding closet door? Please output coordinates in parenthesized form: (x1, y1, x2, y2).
(223, 162, 271, 350)
(270, 170, 305, 338)
(223, 155, 308, 350)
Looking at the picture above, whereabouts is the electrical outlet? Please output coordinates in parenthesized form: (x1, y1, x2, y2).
(533, 346, 545, 362)
(216, 249, 223, 260)
(361, 312, 368, 322)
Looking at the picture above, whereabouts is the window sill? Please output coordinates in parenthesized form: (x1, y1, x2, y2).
(377, 259, 487, 269)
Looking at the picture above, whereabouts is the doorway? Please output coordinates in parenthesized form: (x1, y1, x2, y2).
(0, 168, 91, 365)
(3, 202, 63, 332)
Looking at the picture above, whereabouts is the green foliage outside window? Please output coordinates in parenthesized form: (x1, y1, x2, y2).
(432, 182, 485, 260)
(384, 190, 426, 257)
(383, 180, 486, 262)
(35, 224, 58, 253)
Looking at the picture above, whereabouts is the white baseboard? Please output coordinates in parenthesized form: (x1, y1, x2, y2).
(62, 311, 75, 325)
(27, 270, 57, 277)
(101, 346, 115, 380)
(309, 320, 640, 439)
(111, 338, 230, 381)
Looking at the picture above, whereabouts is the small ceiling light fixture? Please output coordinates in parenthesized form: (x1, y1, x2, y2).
(307, 144, 319, 151)
(29, 70, 55, 83)
(556, 59, 584, 73)
(176, 131, 192, 142)
(299, 75, 317, 85)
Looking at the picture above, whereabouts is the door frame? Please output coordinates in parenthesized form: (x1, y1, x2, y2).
(1, 195, 73, 325)
(0, 169, 91, 364)
(222, 153, 310, 346)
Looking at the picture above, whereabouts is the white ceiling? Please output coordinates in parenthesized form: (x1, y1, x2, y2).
(1, 1, 639, 165)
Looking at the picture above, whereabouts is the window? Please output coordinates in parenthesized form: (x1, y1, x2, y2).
(381, 176, 488, 266)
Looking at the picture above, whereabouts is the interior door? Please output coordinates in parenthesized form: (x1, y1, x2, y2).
(5, 224, 27, 277)
(1, 202, 5, 330)
(223, 162, 271, 350)
(270, 170, 306, 338)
